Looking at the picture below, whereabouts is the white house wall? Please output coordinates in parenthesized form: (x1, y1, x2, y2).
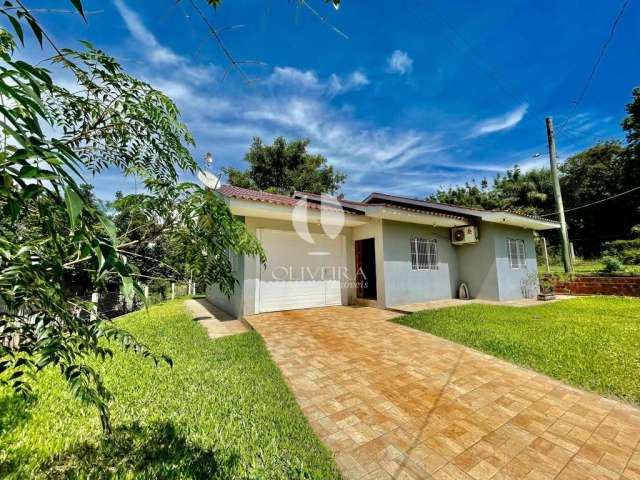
(206, 218, 245, 318)
(456, 223, 539, 301)
(206, 211, 542, 317)
(493, 224, 539, 300)
(381, 220, 459, 306)
(456, 224, 500, 301)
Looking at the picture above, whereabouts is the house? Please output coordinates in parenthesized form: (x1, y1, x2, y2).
(207, 185, 560, 317)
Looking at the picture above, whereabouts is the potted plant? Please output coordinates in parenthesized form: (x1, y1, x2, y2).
(537, 276, 556, 301)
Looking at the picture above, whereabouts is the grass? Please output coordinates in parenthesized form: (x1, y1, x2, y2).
(394, 297, 640, 405)
(541, 259, 640, 274)
(0, 300, 341, 479)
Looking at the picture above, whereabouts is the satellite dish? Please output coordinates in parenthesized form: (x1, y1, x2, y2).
(197, 170, 220, 190)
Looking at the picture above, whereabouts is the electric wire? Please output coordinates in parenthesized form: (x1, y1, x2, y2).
(556, 0, 631, 136)
(540, 185, 640, 217)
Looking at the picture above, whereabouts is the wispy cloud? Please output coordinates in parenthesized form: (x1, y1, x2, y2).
(113, 0, 180, 65)
(265, 66, 369, 96)
(387, 50, 413, 75)
(108, 1, 455, 199)
(113, 0, 216, 83)
(327, 71, 369, 95)
(469, 103, 529, 138)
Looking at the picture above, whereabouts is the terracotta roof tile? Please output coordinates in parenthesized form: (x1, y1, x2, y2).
(217, 185, 357, 214)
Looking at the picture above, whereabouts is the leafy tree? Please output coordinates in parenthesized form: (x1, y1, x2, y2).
(623, 87, 640, 150)
(0, 1, 263, 433)
(560, 141, 639, 255)
(493, 167, 554, 216)
(224, 136, 346, 195)
(428, 166, 553, 217)
(428, 180, 501, 210)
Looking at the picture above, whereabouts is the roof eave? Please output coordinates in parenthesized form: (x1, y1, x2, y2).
(224, 197, 370, 227)
(364, 205, 469, 228)
(479, 212, 560, 230)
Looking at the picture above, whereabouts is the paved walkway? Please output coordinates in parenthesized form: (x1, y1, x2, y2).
(185, 299, 249, 339)
(247, 306, 640, 480)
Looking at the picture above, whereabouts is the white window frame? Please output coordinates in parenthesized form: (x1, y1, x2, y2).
(410, 238, 438, 271)
(507, 238, 527, 269)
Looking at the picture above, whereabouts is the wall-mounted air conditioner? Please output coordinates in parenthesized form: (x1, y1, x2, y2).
(451, 225, 479, 245)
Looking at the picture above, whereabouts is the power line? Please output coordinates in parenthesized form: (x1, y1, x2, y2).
(556, 0, 631, 135)
(540, 185, 640, 217)
(185, 0, 254, 85)
(421, 1, 522, 104)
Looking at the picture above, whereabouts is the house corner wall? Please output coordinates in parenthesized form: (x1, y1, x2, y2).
(205, 218, 245, 318)
(456, 222, 539, 301)
(493, 225, 539, 300)
(455, 223, 500, 301)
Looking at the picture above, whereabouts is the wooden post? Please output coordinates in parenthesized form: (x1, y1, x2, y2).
(542, 236, 550, 273)
(90, 291, 99, 321)
(144, 285, 149, 299)
(570, 242, 576, 266)
(546, 117, 573, 273)
(171, 283, 175, 300)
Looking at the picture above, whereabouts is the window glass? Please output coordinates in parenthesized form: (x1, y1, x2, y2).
(410, 238, 438, 270)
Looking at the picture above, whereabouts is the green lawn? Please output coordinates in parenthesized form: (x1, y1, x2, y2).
(541, 259, 640, 274)
(0, 300, 341, 479)
(394, 297, 640, 405)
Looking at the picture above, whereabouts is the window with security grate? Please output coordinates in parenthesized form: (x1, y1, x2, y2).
(507, 238, 526, 269)
(410, 238, 438, 270)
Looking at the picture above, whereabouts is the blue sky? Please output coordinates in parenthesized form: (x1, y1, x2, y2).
(17, 0, 640, 200)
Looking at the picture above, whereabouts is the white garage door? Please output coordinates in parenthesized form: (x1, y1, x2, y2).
(256, 229, 346, 313)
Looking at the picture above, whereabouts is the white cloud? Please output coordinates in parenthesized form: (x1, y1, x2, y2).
(266, 66, 321, 89)
(328, 71, 369, 95)
(266, 66, 369, 96)
(469, 103, 529, 138)
(108, 2, 455, 200)
(113, 0, 181, 65)
(387, 50, 413, 75)
(113, 0, 217, 84)
(243, 96, 444, 171)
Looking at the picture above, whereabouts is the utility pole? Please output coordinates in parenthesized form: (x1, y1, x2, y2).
(545, 117, 573, 273)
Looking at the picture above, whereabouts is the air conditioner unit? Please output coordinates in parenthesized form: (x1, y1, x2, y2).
(451, 225, 479, 245)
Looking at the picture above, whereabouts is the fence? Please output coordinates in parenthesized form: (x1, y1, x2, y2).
(1, 281, 198, 351)
(89, 281, 196, 319)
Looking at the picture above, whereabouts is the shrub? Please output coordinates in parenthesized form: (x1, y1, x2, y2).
(600, 255, 625, 273)
(620, 248, 640, 265)
(603, 238, 640, 256)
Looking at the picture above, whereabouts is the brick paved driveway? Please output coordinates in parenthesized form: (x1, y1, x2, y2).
(248, 306, 640, 480)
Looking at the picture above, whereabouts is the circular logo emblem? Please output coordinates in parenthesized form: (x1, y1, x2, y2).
(292, 193, 346, 244)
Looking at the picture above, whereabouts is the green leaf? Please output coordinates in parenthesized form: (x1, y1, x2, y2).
(64, 186, 84, 227)
(99, 215, 117, 242)
(25, 16, 43, 46)
(5, 14, 24, 45)
(18, 165, 38, 178)
(69, 0, 87, 21)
